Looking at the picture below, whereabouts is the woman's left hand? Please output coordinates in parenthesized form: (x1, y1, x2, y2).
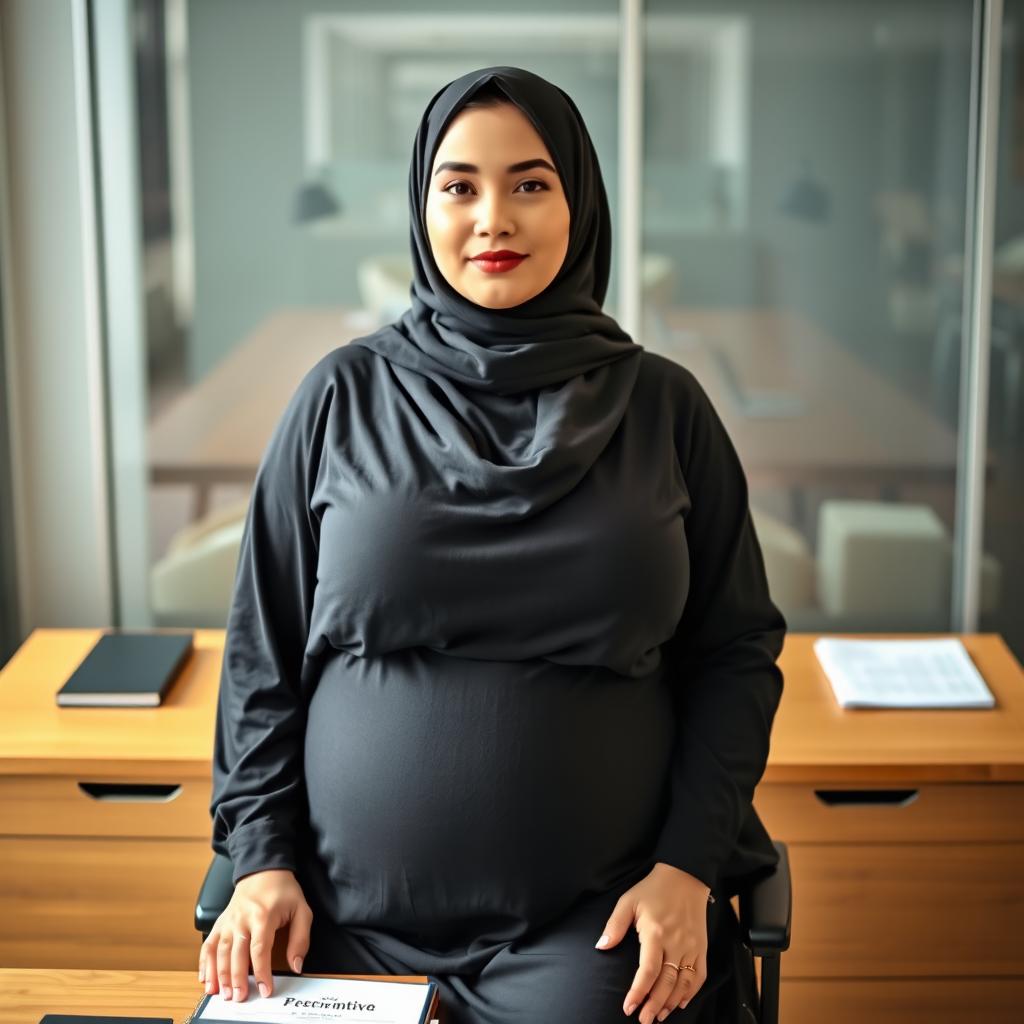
(594, 861, 711, 1022)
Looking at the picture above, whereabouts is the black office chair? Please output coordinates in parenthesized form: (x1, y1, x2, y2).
(195, 841, 792, 1024)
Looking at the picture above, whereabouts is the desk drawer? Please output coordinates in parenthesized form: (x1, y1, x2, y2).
(0, 775, 211, 838)
(0, 836, 211, 969)
(754, 782, 1024, 843)
(783, 841, 1024, 978)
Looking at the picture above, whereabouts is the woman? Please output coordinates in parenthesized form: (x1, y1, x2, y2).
(200, 66, 785, 1024)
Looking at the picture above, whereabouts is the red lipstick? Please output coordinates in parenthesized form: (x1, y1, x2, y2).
(471, 250, 527, 274)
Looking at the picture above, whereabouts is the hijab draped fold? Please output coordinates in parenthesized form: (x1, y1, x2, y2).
(349, 66, 643, 511)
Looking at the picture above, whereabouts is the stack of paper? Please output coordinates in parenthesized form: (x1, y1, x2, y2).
(813, 637, 996, 709)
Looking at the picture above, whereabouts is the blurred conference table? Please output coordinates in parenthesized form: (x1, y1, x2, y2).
(148, 306, 991, 527)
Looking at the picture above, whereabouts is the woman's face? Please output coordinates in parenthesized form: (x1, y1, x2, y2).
(425, 102, 571, 309)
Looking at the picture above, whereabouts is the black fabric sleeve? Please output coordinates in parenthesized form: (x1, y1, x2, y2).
(652, 370, 787, 893)
(209, 362, 331, 887)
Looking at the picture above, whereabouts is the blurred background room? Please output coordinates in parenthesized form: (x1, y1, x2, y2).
(0, 0, 1020, 664)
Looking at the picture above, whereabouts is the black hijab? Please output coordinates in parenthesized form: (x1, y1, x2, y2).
(349, 66, 644, 513)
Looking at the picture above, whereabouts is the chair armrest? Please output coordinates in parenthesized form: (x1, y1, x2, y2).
(737, 840, 792, 956)
(195, 853, 234, 934)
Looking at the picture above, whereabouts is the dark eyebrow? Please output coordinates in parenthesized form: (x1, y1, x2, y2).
(432, 158, 558, 177)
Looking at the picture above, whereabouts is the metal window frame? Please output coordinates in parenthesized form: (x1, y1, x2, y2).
(953, 0, 1001, 631)
(90, 0, 152, 627)
(618, 0, 643, 337)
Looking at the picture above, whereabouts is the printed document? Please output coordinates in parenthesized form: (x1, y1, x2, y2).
(190, 973, 436, 1024)
(813, 637, 996, 708)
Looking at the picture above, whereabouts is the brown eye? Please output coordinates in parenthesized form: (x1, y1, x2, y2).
(442, 179, 549, 197)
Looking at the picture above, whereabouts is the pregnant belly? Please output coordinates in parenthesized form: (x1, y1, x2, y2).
(302, 646, 676, 944)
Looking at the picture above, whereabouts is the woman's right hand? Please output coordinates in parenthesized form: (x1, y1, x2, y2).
(198, 868, 313, 1003)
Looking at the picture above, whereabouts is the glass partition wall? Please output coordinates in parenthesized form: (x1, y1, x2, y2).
(115, 0, 621, 629)
(640, 0, 988, 637)
(983, 0, 1023, 656)
(95, 0, 1019, 659)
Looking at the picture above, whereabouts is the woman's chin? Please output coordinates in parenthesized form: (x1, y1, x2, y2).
(465, 284, 538, 309)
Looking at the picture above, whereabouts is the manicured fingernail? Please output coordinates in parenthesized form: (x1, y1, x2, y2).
(595, 934, 609, 948)
(205, 981, 212, 994)
(198, 966, 205, 982)
(258, 982, 269, 998)
(233, 987, 242, 1001)
(292, 956, 303, 973)
(624, 1001, 637, 1015)
(223, 988, 232, 1000)
(658, 1010, 669, 1021)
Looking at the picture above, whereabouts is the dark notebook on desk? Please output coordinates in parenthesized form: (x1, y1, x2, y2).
(55, 630, 194, 707)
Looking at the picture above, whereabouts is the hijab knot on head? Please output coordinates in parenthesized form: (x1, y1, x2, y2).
(351, 65, 643, 395)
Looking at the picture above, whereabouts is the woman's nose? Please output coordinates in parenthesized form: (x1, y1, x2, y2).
(474, 195, 514, 236)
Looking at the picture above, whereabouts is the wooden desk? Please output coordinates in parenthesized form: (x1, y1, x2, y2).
(0, 629, 225, 971)
(757, 630, 1024, 1023)
(1, 629, 1022, 1023)
(0, 968, 432, 1024)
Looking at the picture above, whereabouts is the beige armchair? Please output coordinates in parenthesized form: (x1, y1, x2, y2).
(149, 496, 250, 628)
(752, 499, 1001, 631)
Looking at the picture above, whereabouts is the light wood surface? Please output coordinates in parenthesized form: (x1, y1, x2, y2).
(0, 838, 212, 970)
(766, 631, 1024, 782)
(0, 968, 431, 1024)
(781, 977, 1024, 1023)
(1, 968, 1021, 1024)
(777, 840, 1024, 977)
(0, 628, 225, 777)
(2, 628, 1023, 1020)
(754, 780, 1024, 842)
(0, 628, 228, 969)
(0, 775, 212, 836)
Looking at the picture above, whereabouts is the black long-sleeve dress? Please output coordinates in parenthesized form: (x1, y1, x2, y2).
(209, 340, 786, 1020)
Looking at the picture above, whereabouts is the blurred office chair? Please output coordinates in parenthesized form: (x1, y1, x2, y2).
(150, 496, 250, 628)
(195, 842, 792, 1024)
(751, 500, 1001, 632)
(815, 499, 1001, 623)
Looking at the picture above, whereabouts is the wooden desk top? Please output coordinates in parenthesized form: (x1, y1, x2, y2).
(768, 632, 1024, 783)
(1, 629, 1021, 782)
(0, 968, 430, 1024)
(0, 629, 228, 778)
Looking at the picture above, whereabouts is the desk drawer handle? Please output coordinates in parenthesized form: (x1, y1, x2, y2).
(814, 788, 919, 808)
(77, 782, 182, 803)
